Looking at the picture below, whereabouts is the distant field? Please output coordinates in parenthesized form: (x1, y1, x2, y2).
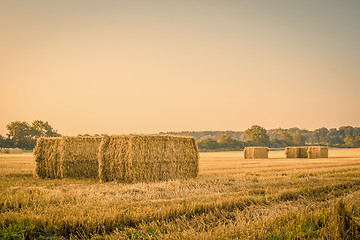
(1, 149, 360, 239)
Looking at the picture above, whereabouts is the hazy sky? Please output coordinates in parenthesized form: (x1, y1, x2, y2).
(1, 0, 359, 136)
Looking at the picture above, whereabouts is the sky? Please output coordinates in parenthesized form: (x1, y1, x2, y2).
(0, 0, 359, 136)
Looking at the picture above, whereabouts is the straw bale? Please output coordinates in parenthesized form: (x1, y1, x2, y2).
(0, 148, 23, 154)
(1, 148, 9, 154)
(285, 146, 328, 158)
(307, 146, 328, 159)
(60, 136, 102, 178)
(9, 148, 23, 154)
(33, 137, 62, 179)
(285, 147, 308, 158)
(98, 135, 199, 183)
(244, 147, 269, 159)
(34, 136, 102, 179)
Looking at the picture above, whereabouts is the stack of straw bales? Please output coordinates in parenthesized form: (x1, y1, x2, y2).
(285, 146, 328, 158)
(244, 147, 269, 159)
(98, 135, 199, 183)
(34, 136, 102, 179)
(0, 148, 23, 154)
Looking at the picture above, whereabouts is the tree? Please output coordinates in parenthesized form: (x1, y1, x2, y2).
(0, 134, 12, 148)
(339, 126, 354, 138)
(5, 120, 61, 149)
(6, 121, 34, 149)
(311, 127, 329, 144)
(279, 131, 294, 145)
(245, 125, 269, 146)
(0, 135, 5, 148)
(354, 137, 360, 148)
(292, 132, 306, 146)
(217, 134, 244, 149)
(32, 120, 61, 138)
(197, 137, 219, 150)
(323, 128, 344, 146)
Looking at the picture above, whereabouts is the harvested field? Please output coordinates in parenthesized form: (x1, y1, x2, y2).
(1, 148, 360, 239)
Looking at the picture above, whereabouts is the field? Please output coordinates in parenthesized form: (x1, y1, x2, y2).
(1, 149, 360, 239)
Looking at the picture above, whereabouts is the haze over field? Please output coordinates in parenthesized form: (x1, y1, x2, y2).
(1, 0, 359, 136)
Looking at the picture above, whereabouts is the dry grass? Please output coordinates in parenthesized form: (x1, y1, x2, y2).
(1, 148, 360, 239)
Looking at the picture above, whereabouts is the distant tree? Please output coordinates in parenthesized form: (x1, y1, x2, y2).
(310, 127, 329, 145)
(288, 127, 301, 134)
(5, 120, 61, 149)
(339, 126, 354, 139)
(32, 120, 61, 138)
(292, 132, 306, 146)
(0, 134, 12, 148)
(0, 135, 5, 148)
(354, 128, 360, 137)
(163, 126, 359, 150)
(344, 136, 354, 147)
(279, 131, 294, 145)
(197, 137, 219, 149)
(245, 125, 269, 146)
(6, 121, 34, 149)
(344, 136, 360, 148)
(217, 134, 244, 149)
(323, 128, 344, 146)
(355, 137, 360, 148)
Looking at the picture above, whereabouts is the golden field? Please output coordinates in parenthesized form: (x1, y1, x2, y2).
(1, 148, 360, 239)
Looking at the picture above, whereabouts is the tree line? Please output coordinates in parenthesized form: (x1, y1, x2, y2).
(1, 121, 359, 151)
(0, 120, 61, 150)
(164, 125, 360, 151)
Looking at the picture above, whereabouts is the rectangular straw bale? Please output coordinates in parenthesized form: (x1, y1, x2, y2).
(1, 148, 9, 154)
(244, 147, 269, 159)
(285, 147, 298, 158)
(0, 148, 22, 154)
(98, 135, 130, 182)
(98, 134, 199, 183)
(9, 148, 23, 154)
(34, 136, 102, 179)
(285, 146, 328, 158)
(285, 147, 308, 158)
(60, 136, 102, 178)
(307, 146, 328, 158)
(33, 137, 62, 179)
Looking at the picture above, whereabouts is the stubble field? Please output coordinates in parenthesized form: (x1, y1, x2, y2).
(1, 149, 360, 239)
